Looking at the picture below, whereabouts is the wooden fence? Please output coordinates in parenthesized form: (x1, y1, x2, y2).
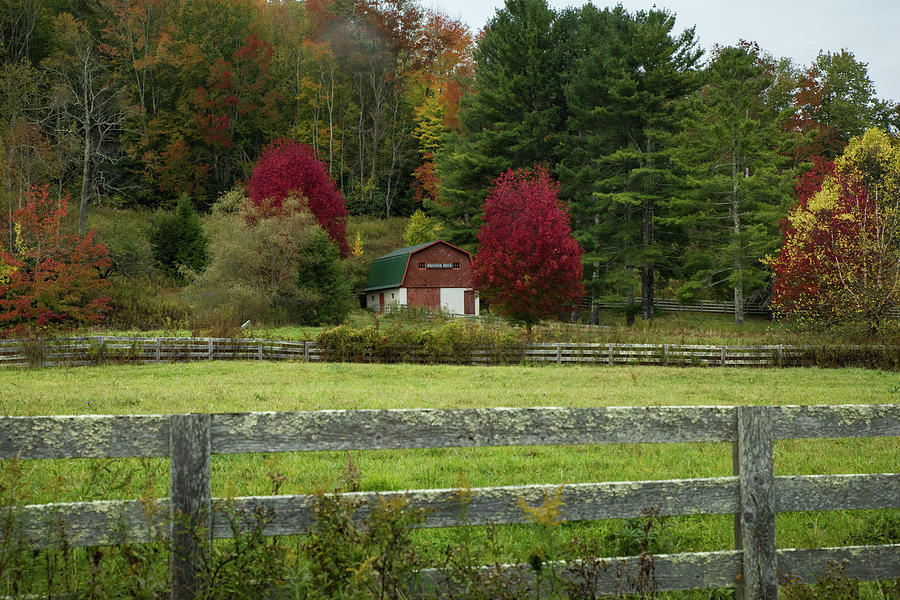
(0, 336, 877, 368)
(1, 405, 898, 599)
(591, 297, 775, 317)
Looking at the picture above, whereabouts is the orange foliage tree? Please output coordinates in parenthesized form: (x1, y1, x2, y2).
(0, 185, 111, 336)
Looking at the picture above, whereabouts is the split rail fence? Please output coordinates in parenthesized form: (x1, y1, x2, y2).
(1, 405, 899, 599)
(591, 297, 775, 317)
(0, 336, 874, 368)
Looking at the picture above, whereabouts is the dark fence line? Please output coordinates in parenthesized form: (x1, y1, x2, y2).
(2, 336, 899, 369)
(1, 405, 899, 599)
(590, 297, 775, 317)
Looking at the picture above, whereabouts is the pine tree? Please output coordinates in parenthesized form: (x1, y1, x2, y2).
(667, 44, 796, 325)
(431, 0, 566, 249)
(558, 5, 701, 320)
(149, 194, 207, 281)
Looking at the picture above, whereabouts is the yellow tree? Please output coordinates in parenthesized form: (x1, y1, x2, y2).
(768, 128, 900, 331)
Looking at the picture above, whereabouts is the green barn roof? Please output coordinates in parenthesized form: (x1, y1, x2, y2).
(363, 242, 434, 292)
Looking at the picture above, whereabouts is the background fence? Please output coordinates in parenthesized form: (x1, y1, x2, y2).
(1, 405, 898, 599)
(591, 297, 774, 317)
(2, 336, 891, 368)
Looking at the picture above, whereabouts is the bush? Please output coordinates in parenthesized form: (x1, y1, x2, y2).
(316, 321, 525, 364)
(149, 194, 207, 281)
(797, 344, 900, 370)
(187, 196, 352, 328)
(91, 208, 155, 279)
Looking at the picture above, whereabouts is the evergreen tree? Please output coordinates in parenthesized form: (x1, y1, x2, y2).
(149, 194, 207, 281)
(296, 228, 352, 326)
(431, 0, 566, 249)
(558, 5, 701, 320)
(668, 44, 796, 325)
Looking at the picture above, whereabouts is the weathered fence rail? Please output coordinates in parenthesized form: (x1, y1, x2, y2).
(2, 336, 893, 368)
(591, 297, 776, 316)
(1, 405, 898, 599)
(591, 298, 900, 319)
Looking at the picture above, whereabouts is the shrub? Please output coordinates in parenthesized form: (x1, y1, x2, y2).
(187, 196, 350, 328)
(316, 321, 525, 364)
(149, 194, 207, 281)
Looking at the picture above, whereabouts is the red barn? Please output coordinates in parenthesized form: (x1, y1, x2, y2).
(363, 241, 479, 315)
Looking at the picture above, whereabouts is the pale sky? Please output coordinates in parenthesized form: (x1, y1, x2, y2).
(424, 0, 900, 102)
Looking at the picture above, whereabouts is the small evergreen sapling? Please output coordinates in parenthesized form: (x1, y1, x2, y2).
(473, 167, 585, 331)
(296, 229, 352, 326)
(149, 194, 207, 281)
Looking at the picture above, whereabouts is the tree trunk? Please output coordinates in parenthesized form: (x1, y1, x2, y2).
(641, 197, 654, 321)
(79, 76, 91, 236)
(731, 142, 744, 326)
(641, 137, 654, 321)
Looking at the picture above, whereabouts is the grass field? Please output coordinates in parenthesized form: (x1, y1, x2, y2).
(2, 361, 898, 597)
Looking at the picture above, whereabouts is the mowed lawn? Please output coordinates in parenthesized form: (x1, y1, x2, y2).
(2, 361, 899, 573)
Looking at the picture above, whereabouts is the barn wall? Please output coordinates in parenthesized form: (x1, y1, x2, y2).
(407, 287, 441, 309)
(403, 244, 473, 288)
(366, 288, 405, 312)
(440, 288, 466, 315)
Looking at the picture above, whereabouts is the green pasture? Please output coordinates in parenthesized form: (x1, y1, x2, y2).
(2, 362, 898, 597)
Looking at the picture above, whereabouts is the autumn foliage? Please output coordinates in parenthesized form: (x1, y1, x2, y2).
(768, 129, 900, 330)
(249, 138, 349, 256)
(473, 167, 584, 329)
(0, 185, 111, 336)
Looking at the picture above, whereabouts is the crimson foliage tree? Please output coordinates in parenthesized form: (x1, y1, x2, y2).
(473, 167, 585, 330)
(0, 185, 111, 336)
(249, 138, 349, 256)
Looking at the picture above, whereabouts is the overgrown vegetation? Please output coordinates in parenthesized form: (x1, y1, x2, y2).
(1, 453, 897, 599)
(185, 195, 350, 333)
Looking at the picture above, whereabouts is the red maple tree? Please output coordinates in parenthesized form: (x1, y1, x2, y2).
(248, 138, 349, 256)
(473, 167, 585, 330)
(0, 185, 111, 336)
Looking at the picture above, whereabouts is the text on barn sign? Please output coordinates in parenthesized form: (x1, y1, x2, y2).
(427, 263, 458, 269)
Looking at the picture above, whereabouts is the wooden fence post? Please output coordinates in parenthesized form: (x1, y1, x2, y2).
(721, 346, 727, 367)
(556, 343, 562, 365)
(258, 340, 263, 361)
(304, 341, 310, 362)
(777, 345, 783, 368)
(608, 343, 614, 366)
(663, 344, 669, 366)
(735, 406, 777, 600)
(208, 338, 214, 361)
(169, 414, 212, 600)
(156, 338, 162, 363)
